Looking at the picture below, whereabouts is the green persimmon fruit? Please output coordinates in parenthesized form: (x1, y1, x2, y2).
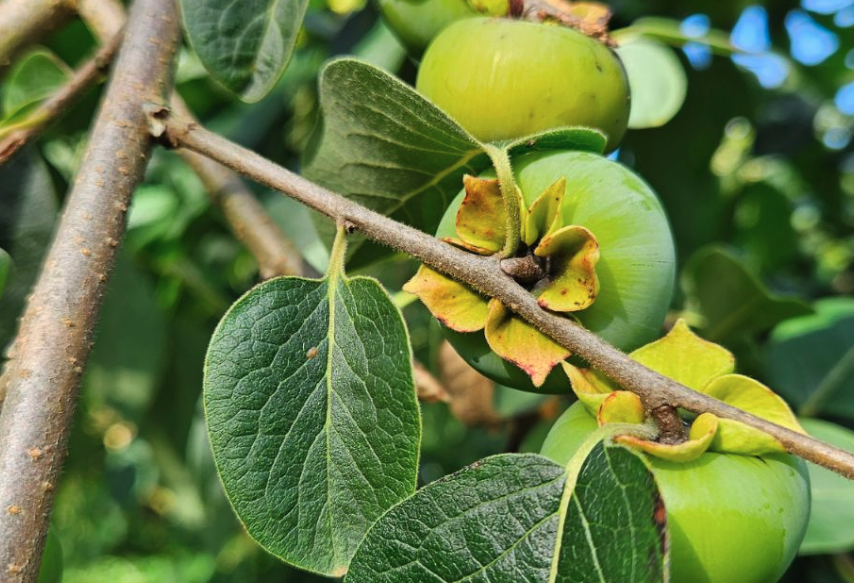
(541, 402, 811, 583)
(377, 0, 499, 54)
(37, 528, 63, 583)
(416, 18, 631, 151)
(437, 150, 675, 392)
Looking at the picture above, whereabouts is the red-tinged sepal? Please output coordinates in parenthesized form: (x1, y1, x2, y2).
(402, 265, 489, 332)
(484, 299, 570, 387)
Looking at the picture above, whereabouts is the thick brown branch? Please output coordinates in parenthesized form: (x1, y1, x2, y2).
(158, 114, 854, 481)
(0, 0, 73, 70)
(0, 0, 181, 580)
(0, 30, 123, 166)
(79, 0, 303, 278)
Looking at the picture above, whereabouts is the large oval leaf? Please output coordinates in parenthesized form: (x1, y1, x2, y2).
(204, 268, 421, 575)
(346, 442, 667, 583)
(181, 0, 309, 101)
(303, 58, 489, 268)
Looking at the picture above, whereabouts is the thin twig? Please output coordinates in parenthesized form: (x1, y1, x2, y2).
(0, 30, 123, 166)
(0, 0, 73, 70)
(0, 0, 181, 580)
(78, 0, 304, 278)
(156, 114, 854, 481)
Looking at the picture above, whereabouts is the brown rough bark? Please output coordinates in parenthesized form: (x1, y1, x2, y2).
(159, 114, 854, 481)
(0, 0, 72, 70)
(0, 0, 181, 580)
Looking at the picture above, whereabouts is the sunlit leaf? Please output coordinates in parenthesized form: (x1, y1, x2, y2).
(181, 0, 310, 101)
(205, 256, 421, 575)
(617, 39, 687, 129)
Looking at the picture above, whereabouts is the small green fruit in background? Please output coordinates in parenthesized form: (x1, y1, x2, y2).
(416, 17, 631, 151)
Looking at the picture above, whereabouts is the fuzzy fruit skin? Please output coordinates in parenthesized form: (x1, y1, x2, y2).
(416, 18, 631, 151)
(541, 402, 811, 583)
(436, 150, 675, 393)
(377, 0, 480, 54)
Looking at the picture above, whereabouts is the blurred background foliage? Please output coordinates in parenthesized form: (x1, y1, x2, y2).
(2, 0, 854, 580)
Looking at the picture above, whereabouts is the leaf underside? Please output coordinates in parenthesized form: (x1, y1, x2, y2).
(346, 443, 667, 583)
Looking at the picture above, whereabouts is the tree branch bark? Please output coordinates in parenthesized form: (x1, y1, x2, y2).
(0, 30, 123, 166)
(0, 0, 181, 580)
(156, 114, 854, 481)
(78, 0, 304, 278)
(0, 0, 73, 71)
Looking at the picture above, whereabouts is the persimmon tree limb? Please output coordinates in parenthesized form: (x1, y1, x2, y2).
(0, 0, 73, 69)
(0, 30, 123, 165)
(78, 0, 304, 278)
(154, 113, 854, 481)
(0, 0, 181, 579)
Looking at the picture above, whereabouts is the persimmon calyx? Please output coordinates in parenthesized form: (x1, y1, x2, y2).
(566, 318, 805, 461)
(403, 175, 601, 387)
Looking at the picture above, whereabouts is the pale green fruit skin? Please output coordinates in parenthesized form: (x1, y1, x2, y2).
(377, 0, 480, 54)
(436, 150, 675, 393)
(416, 18, 631, 151)
(541, 402, 811, 583)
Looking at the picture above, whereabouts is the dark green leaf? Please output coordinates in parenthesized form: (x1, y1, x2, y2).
(732, 182, 798, 272)
(768, 299, 854, 420)
(0, 248, 10, 301)
(798, 419, 854, 555)
(181, 0, 309, 101)
(0, 149, 58, 353)
(204, 265, 421, 576)
(1, 48, 70, 121)
(554, 443, 667, 583)
(346, 442, 666, 583)
(302, 58, 491, 268)
(682, 246, 813, 343)
(84, 254, 167, 421)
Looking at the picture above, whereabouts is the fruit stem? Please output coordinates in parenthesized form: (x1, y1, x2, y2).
(650, 404, 687, 445)
(483, 144, 522, 258)
(327, 221, 350, 278)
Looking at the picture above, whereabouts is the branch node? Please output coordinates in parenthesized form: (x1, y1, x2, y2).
(650, 404, 687, 445)
(143, 101, 173, 143)
(500, 254, 546, 283)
